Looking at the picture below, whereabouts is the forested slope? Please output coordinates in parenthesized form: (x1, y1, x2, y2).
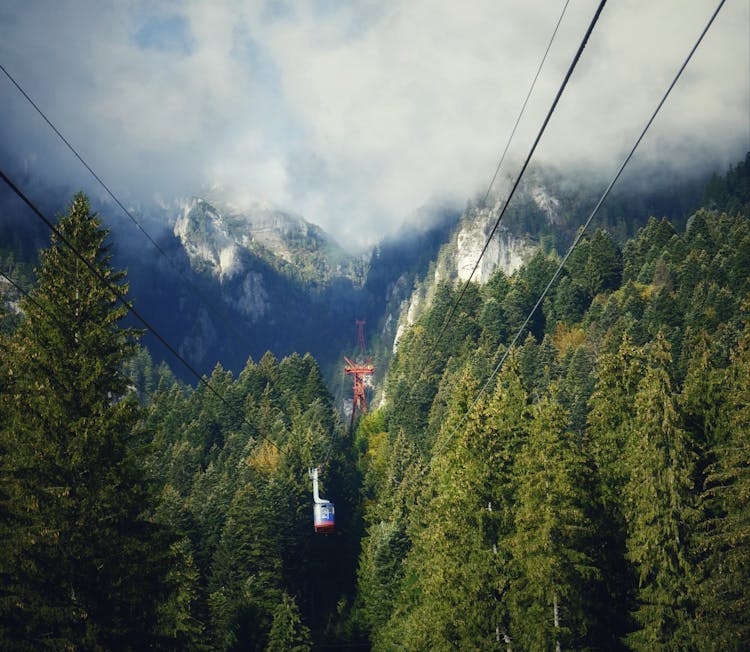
(0, 194, 363, 650)
(355, 156, 750, 650)
(135, 350, 363, 649)
(1, 157, 749, 650)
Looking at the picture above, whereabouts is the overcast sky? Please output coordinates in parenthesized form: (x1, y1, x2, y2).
(1, 0, 748, 248)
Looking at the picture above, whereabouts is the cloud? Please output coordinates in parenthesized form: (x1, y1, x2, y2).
(0, 0, 747, 248)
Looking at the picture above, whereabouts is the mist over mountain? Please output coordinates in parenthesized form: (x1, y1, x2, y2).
(0, 175, 461, 405)
(2, 2, 749, 647)
(3, 150, 749, 650)
(1, 155, 723, 411)
(2, 140, 749, 648)
(1, 1, 747, 248)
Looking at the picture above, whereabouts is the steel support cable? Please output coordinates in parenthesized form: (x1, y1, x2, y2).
(0, 65, 334, 461)
(1, 261, 180, 385)
(433, 0, 607, 353)
(0, 168, 282, 453)
(0, 269, 36, 309)
(0, 268, 83, 399)
(387, 0, 602, 457)
(1, 264, 148, 393)
(480, 0, 571, 212)
(426, 0, 728, 469)
(0, 263, 173, 395)
(0, 62, 249, 343)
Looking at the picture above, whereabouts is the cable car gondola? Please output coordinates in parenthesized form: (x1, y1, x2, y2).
(309, 466, 335, 534)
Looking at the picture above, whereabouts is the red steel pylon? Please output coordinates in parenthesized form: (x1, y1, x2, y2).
(344, 318, 374, 428)
(344, 356, 374, 416)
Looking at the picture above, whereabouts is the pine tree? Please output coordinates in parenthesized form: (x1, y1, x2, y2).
(481, 354, 530, 648)
(694, 320, 750, 649)
(266, 592, 312, 652)
(623, 332, 697, 650)
(584, 229, 623, 297)
(208, 477, 282, 650)
(0, 193, 173, 649)
(384, 367, 498, 650)
(357, 423, 420, 648)
(551, 275, 589, 325)
(586, 333, 646, 643)
(558, 344, 595, 436)
(157, 537, 206, 649)
(588, 333, 646, 511)
(357, 518, 410, 640)
(382, 360, 530, 651)
(509, 387, 601, 651)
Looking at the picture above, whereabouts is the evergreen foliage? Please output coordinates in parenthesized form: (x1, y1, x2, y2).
(140, 347, 353, 649)
(0, 193, 173, 649)
(355, 159, 750, 650)
(2, 158, 749, 649)
(266, 592, 312, 652)
(509, 389, 601, 650)
(694, 312, 750, 650)
(622, 333, 696, 650)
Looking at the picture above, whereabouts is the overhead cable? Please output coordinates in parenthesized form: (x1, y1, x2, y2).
(386, 0, 601, 457)
(0, 168, 282, 453)
(0, 268, 49, 320)
(427, 0, 729, 467)
(433, 0, 607, 353)
(0, 62, 249, 342)
(480, 0, 571, 210)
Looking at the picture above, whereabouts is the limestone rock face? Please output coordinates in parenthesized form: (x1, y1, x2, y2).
(455, 205, 535, 283)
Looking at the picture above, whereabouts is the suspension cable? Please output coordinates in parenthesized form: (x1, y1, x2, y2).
(426, 0, 728, 470)
(0, 169, 283, 453)
(0, 62, 250, 343)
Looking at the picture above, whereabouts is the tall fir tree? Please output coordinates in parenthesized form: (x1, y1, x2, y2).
(586, 333, 648, 644)
(384, 367, 493, 650)
(379, 360, 530, 651)
(0, 193, 173, 649)
(623, 332, 697, 650)
(482, 354, 530, 648)
(509, 387, 602, 651)
(266, 593, 312, 652)
(694, 317, 750, 649)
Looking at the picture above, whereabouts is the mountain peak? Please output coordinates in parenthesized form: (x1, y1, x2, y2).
(172, 193, 364, 288)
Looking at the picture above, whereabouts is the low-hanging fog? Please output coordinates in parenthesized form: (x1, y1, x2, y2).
(0, 0, 748, 249)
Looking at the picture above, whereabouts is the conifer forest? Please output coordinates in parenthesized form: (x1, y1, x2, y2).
(1, 156, 750, 651)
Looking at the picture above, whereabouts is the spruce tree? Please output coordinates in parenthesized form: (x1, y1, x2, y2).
(385, 367, 499, 650)
(208, 478, 282, 650)
(587, 333, 646, 643)
(0, 193, 172, 649)
(357, 425, 420, 648)
(266, 592, 311, 652)
(509, 388, 601, 651)
(588, 332, 646, 524)
(623, 332, 696, 650)
(695, 320, 750, 649)
(584, 229, 623, 297)
(483, 354, 530, 647)
(385, 360, 530, 650)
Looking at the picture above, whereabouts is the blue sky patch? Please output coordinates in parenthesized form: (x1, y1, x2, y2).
(133, 14, 194, 55)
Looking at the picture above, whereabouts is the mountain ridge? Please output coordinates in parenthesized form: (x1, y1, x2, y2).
(0, 159, 724, 408)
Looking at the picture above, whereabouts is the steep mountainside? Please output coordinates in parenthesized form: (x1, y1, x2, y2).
(0, 161, 715, 406)
(0, 182, 458, 402)
(173, 192, 365, 289)
(120, 195, 371, 383)
(354, 156, 750, 650)
(382, 164, 710, 369)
